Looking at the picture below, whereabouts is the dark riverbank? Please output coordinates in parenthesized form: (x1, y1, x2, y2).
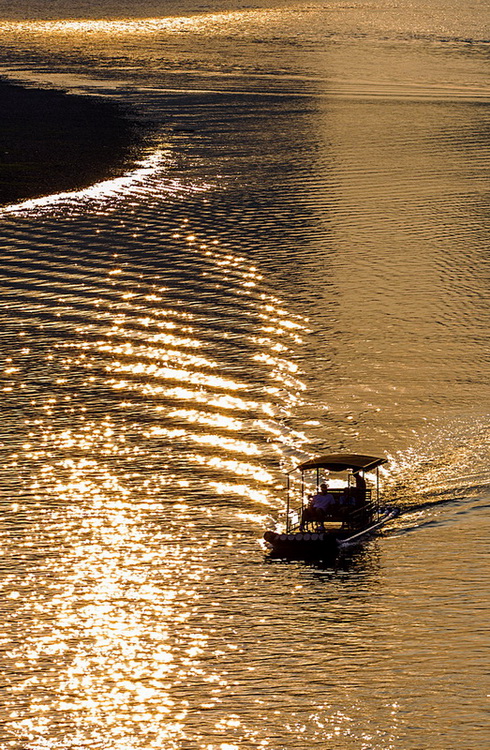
(0, 78, 141, 207)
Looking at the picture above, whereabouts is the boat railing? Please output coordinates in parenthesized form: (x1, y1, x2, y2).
(290, 488, 375, 531)
(342, 500, 378, 531)
(287, 488, 378, 531)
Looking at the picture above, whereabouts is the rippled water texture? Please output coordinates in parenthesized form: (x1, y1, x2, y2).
(0, 1, 489, 748)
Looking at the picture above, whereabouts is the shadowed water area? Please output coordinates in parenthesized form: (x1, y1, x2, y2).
(0, 79, 142, 206)
(0, 1, 489, 748)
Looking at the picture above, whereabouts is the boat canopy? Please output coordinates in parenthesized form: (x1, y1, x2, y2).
(293, 453, 387, 473)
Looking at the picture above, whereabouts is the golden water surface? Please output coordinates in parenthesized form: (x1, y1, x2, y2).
(0, 2, 489, 748)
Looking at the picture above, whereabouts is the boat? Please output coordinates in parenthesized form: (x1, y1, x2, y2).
(263, 453, 399, 559)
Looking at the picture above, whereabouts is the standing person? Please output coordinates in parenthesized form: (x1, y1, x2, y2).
(352, 471, 367, 505)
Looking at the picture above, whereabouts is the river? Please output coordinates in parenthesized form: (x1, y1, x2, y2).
(0, 1, 488, 748)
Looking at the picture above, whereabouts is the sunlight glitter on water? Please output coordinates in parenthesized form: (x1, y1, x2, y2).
(0, 150, 176, 216)
(0, 11, 273, 35)
(1, 416, 273, 747)
(2, 509, 207, 746)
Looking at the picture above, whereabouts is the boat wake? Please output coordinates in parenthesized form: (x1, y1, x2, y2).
(379, 418, 490, 534)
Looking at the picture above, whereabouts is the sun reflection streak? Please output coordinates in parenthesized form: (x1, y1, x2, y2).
(109, 360, 247, 391)
(190, 454, 274, 483)
(167, 409, 244, 431)
(150, 429, 268, 461)
(0, 453, 223, 747)
(84, 340, 219, 370)
(0, 10, 287, 38)
(110, 381, 277, 416)
(209, 482, 276, 506)
(0, 133, 313, 747)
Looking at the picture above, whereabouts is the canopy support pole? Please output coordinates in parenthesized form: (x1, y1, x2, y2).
(301, 471, 305, 518)
(286, 473, 290, 532)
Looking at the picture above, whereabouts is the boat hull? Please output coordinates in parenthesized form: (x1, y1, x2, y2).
(264, 529, 340, 560)
(264, 508, 399, 560)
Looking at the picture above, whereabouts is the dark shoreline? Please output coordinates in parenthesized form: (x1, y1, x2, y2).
(0, 78, 142, 207)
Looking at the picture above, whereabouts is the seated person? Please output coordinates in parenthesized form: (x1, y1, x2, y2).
(338, 486, 355, 513)
(300, 483, 335, 528)
(311, 483, 335, 513)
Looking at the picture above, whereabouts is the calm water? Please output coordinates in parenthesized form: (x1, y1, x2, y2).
(0, 1, 489, 748)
